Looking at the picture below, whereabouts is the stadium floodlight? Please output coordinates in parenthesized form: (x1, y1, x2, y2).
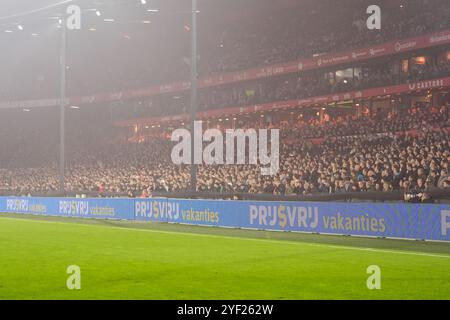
(140, 0, 147, 4)
(59, 16, 67, 194)
(17, 24, 24, 30)
(96, 10, 101, 16)
(189, 0, 198, 192)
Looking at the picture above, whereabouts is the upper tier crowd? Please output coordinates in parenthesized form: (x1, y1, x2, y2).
(196, 58, 450, 113)
(118, 55, 450, 119)
(200, 0, 450, 75)
(1, 0, 449, 100)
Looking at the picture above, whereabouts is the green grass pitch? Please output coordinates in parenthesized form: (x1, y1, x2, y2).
(0, 213, 449, 300)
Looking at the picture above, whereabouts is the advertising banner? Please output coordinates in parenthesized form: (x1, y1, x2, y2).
(134, 198, 450, 241)
(0, 197, 134, 220)
(1, 197, 449, 241)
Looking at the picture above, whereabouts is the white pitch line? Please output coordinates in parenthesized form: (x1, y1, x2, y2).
(1, 215, 449, 259)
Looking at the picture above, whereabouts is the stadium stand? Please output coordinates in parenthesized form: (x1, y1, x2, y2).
(0, 101, 449, 201)
(0, 0, 449, 203)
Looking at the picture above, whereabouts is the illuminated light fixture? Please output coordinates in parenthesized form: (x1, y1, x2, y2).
(23, 109, 31, 112)
(4, 30, 13, 33)
(103, 18, 115, 22)
(142, 20, 151, 24)
(147, 9, 159, 12)
(89, 28, 97, 31)
(31, 33, 39, 36)
(17, 25, 24, 30)
(70, 106, 79, 109)
(123, 34, 131, 39)
(140, 0, 147, 4)
(96, 10, 101, 16)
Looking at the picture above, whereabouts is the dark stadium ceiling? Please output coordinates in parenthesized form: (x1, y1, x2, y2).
(0, 0, 300, 23)
(0, 0, 328, 49)
(0, 0, 413, 34)
(0, 0, 321, 69)
(0, 0, 415, 84)
(0, 1, 253, 37)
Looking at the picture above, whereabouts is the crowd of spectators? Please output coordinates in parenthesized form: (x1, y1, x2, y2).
(282, 104, 450, 140)
(1, 103, 450, 202)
